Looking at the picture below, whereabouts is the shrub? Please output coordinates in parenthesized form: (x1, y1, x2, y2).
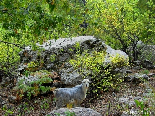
(14, 70, 53, 100)
(70, 50, 129, 99)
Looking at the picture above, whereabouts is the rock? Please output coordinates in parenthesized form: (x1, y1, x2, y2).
(17, 75, 39, 86)
(119, 97, 129, 104)
(0, 96, 4, 107)
(8, 95, 17, 104)
(124, 73, 149, 83)
(142, 59, 154, 69)
(0, 69, 16, 87)
(137, 44, 155, 68)
(133, 60, 141, 66)
(18, 36, 129, 86)
(46, 107, 102, 116)
(59, 68, 83, 85)
(147, 73, 155, 77)
(0, 96, 7, 108)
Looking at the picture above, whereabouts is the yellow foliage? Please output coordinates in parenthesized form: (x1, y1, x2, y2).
(110, 53, 129, 68)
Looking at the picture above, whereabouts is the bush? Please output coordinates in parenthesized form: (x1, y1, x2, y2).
(70, 50, 129, 99)
(14, 70, 53, 100)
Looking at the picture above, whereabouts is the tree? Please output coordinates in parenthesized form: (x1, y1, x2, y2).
(86, 0, 155, 61)
(0, 0, 86, 68)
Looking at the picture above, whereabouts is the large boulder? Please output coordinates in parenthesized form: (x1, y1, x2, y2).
(18, 36, 128, 86)
(46, 107, 102, 116)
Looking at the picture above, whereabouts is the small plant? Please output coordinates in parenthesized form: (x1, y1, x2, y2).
(110, 53, 129, 68)
(50, 54, 56, 62)
(141, 69, 150, 75)
(27, 61, 39, 68)
(14, 70, 53, 100)
(74, 42, 80, 52)
(135, 100, 150, 116)
(65, 110, 75, 116)
(27, 61, 39, 71)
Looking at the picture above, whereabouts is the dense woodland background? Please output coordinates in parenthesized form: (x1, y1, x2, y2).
(0, 0, 155, 71)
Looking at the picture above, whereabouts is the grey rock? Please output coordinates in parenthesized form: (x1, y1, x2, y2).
(134, 96, 142, 100)
(0, 96, 4, 107)
(133, 60, 141, 66)
(142, 59, 154, 69)
(124, 73, 149, 83)
(119, 97, 129, 104)
(128, 101, 135, 108)
(135, 73, 149, 80)
(46, 107, 102, 116)
(121, 111, 129, 116)
(60, 68, 83, 85)
(138, 45, 155, 68)
(8, 95, 17, 104)
(147, 73, 155, 77)
(18, 36, 129, 86)
(17, 75, 39, 86)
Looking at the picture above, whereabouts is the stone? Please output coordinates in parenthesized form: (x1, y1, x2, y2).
(124, 73, 150, 83)
(8, 95, 17, 104)
(46, 107, 102, 116)
(119, 97, 129, 104)
(59, 68, 83, 85)
(147, 73, 155, 77)
(18, 36, 129, 86)
(0, 96, 7, 108)
(142, 59, 154, 69)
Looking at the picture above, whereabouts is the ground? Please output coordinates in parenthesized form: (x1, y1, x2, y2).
(0, 69, 155, 116)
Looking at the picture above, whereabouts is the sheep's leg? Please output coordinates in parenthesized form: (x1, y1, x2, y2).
(73, 100, 80, 107)
(67, 103, 73, 109)
(76, 100, 81, 107)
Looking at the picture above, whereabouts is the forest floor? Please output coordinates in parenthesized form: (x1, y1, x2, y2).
(0, 69, 155, 116)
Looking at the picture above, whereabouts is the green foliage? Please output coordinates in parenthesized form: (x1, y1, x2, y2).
(70, 50, 128, 99)
(14, 70, 53, 100)
(27, 61, 39, 68)
(85, 0, 155, 54)
(50, 54, 56, 62)
(135, 100, 150, 116)
(55, 110, 75, 116)
(110, 53, 129, 68)
(140, 69, 150, 75)
(0, 0, 86, 69)
(65, 110, 75, 116)
(74, 42, 80, 51)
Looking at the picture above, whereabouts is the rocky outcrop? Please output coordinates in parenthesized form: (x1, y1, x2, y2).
(18, 36, 128, 86)
(128, 40, 155, 69)
(46, 107, 102, 116)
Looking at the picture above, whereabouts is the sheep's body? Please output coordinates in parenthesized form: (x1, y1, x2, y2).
(54, 79, 90, 109)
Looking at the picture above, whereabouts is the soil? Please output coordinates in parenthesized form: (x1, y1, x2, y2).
(0, 69, 155, 116)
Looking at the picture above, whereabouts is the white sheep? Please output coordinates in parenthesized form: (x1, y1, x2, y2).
(53, 79, 90, 109)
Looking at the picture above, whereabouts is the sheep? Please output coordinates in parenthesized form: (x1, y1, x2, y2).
(53, 79, 90, 109)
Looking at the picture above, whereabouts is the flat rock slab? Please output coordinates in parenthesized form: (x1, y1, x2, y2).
(36, 36, 96, 50)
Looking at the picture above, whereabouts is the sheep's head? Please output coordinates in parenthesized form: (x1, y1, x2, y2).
(82, 79, 90, 89)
